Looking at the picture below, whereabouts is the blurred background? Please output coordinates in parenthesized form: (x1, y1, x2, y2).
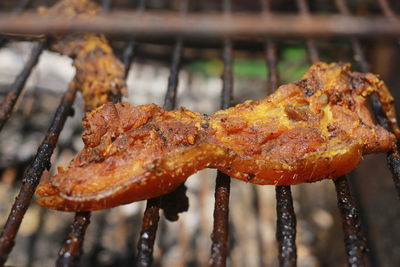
(1, 0, 400, 266)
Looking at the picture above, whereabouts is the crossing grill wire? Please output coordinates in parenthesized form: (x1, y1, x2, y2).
(0, 0, 399, 266)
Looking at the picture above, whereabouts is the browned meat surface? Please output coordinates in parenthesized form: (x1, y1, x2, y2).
(35, 62, 399, 211)
(39, 0, 126, 110)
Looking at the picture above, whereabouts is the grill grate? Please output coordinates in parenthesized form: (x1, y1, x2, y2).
(0, 0, 399, 266)
(0, 81, 77, 266)
(296, 0, 369, 266)
(0, 42, 43, 131)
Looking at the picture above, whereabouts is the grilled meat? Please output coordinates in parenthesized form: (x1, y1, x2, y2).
(36, 62, 399, 211)
(39, 0, 126, 110)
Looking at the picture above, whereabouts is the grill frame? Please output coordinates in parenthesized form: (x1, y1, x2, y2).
(0, 0, 399, 266)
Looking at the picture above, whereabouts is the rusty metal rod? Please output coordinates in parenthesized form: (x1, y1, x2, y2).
(57, 72, 142, 265)
(334, 176, 368, 266)
(261, 2, 298, 265)
(335, 0, 370, 72)
(0, 42, 44, 131)
(55, 1, 137, 264)
(209, 172, 231, 267)
(388, 152, 400, 199)
(336, 0, 400, 200)
(275, 186, 297, 267)
(1, 13, 400, 38)
(136, 2, 186, 264)
(164, 37, 183, 110)
(375, 0, 400, 201)
(122, 0, 146, 78)
(122, 40, 137, 78)
(297, 1, 369, 266)
(136, 38, 183, 266)
(136, 198, 161, 267)
(56, 212, 91, 267)
(101, 0, 113, 13)
(0, 84, 77, 266)
(159, 32, 190, 224)
(209, 1, 233, 263)
(338, 0, 400, 201)
(0, 0, 32, 47)
(332, 1, 380, 266)
(263, 14, 298, 267)
(296, 0, 319, 63)
(265, 40, 279, 94)
(377, 0, 398, 21)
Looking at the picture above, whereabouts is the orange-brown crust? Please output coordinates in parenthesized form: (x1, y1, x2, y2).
(39, 0, 126, 110)
(35, 62, 399, 211)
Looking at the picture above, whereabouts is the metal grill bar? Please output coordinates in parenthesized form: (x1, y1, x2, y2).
(337, 0, 400, 201)
(335, 0, 370, 72)
(0, 1, 398, 266)
(101, 0, 113, 13)
(0, 83, 77, 266)
(298, 0, 369, 266)
(164, 37, 183, 110)
(0, 0, 32, 48)
(378, 0, 397, 21)
(2, 13, 400, 39)
(296, 0, 319, 63)
(275, 186, 297, 267)
(56, 32, 140, 263)
(136, 2, 186, 265)
(0, 42, 44, 131)
(137, 198, 161, 267)
(122, 0, 146, 78)
(333, 1, 379, 265)
(209, 2, 233, 266)
(265, 40, 279, 94)
(57, 211, 91, 267)
(209, 172, 231, 267)
(56, 1, 138, 264)
(376, 0, 400, 200)
(260, 1, 298, 266)
(56, 212, 91, 267)
(334, 0, 370, 73)
(122, 40, 137, 79)
(265, 39, 298, 267)
(334, 177, 368, 266)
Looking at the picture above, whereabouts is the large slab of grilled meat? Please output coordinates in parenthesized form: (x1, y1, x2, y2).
(35, 62, 400, 211)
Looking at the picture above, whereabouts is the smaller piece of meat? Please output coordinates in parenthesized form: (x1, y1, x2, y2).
(39, 0, 126, 110)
